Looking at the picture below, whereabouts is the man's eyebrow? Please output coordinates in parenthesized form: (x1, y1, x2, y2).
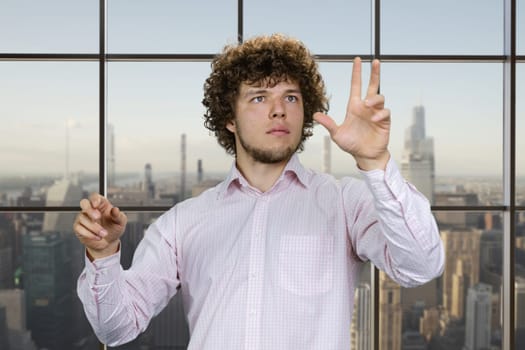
(242, 88, 302, 98)
(243, 88, 268, 97)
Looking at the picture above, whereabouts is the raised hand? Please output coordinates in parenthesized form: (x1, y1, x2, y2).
(73, 193, 127, 260)
(314, 57, 391, 170)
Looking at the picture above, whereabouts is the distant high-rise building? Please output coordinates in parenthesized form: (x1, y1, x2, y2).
(401, 105, 435, 204)
(464, 283, 492, 350)
(23, 232, 72, 350)
(142, 163, 155, 199)
(0, 214, 15, 289)
(441, 229, 481, 320)
(323, 135, 331, 174)
(517, 277, 525, 350)
(351, 283, 370, 350)
(479, 230, 502, 293)
(181, 133, 187, 200)
(108, 123, 116, 188)
(197, 159, 203, 183)
(380, 272, 402, 350)
(516, 277, 525, 329)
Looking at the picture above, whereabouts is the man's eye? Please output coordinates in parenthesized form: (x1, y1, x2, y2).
(252, 96, 264, 103)
(286, 95, 298, 102)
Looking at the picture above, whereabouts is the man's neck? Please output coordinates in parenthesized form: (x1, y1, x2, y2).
(235, 155, 291, 193)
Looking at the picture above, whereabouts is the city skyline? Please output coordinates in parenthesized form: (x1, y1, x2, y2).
(1, 61, 522, 178)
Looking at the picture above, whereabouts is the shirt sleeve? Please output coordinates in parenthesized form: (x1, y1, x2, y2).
(344, 157, 445, 288)
(77, 207, 181, 346)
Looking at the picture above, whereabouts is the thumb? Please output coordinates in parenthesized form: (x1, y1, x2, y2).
(314, 112, 338, 136)
(110, 207, 124, 224)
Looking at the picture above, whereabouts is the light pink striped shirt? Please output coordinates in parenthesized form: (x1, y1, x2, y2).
(77, 155, 444, 349)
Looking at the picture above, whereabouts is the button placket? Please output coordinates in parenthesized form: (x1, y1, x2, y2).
(244, 196, 269, 350)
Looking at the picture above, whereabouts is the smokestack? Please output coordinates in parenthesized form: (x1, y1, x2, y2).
(180, 134, 186, 200)
(197, 159, 203, 183)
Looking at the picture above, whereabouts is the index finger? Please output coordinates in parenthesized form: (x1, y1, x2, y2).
(88, 192, 104, 208)
(79, 198, 100, 220)
(366, 59, 381, 98)
(350, 56, 362, 100)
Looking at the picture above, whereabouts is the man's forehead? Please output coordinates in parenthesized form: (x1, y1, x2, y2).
(241, 78, 300, 90)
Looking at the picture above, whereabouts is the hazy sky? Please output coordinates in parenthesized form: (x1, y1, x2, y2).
(0, 0, 523, 178)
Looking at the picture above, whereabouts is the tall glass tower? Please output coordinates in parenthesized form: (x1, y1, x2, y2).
(464, 283, 492, 350)
(401, 105, 435, 204)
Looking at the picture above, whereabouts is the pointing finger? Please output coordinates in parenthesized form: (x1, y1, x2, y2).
(79, 198, 100, 220)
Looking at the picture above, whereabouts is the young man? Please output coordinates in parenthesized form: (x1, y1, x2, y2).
(73, 34, 444, 349)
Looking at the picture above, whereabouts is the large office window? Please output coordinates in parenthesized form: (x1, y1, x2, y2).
(0, 1, 523, 349)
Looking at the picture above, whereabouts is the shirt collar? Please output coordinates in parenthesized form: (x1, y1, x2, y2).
(217, 153, 310, 198)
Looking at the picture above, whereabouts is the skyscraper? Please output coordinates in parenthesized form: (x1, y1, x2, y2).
(441, 229, 481, 320)
(108, 123, 116, 188)
(380, 272, 402, 350)
(401, 105, 435, 204)
(351, 283, 370, 350)
(464, 283, 492, 350)
(516, 277, 525, 347)
(180, 133, 187, 200)
(23, 232, 72, 350)
(0, 218, 13, 288)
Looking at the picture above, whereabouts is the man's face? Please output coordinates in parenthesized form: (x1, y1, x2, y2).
(227, 80, 305, 164)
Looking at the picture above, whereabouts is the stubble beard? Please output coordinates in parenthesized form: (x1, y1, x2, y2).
(237, 128, 300, 164)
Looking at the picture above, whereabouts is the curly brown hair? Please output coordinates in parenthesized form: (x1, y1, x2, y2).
(202, 34, 329, 155)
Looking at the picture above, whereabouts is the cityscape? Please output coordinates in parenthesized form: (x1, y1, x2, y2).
(1, 106, 525, 350)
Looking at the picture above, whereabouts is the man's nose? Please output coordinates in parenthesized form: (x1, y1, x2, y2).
(270, 100, 286, 119)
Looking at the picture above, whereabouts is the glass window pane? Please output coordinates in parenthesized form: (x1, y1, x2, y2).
(379, 211, 503, 350)
(107, 1, 237, 54)
(0, 212, 98, 349)
(0, 62, 99, 207)
(107, 62, 232, 206)
(0, 0, 98, 53)
(381, 0, 503, 55)
(244, 0, 371, 55)
(382, 63, 503, 206)
(517, 212, 525, 349)
(518, 64, 525, 203)
(519, 0, 525, 55)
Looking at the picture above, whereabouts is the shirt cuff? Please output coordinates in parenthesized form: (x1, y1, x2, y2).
(358, 157, 405, 201)
(84, 249, 122, 286)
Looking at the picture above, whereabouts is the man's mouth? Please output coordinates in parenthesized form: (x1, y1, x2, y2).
(267, 127, 290, 136)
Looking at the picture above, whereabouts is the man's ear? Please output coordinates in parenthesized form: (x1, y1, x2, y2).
(226, 120, 236, 133)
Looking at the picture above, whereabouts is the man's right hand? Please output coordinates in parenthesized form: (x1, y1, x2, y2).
(73, 193, 127, 260)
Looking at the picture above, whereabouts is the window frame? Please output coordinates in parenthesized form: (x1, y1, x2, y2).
(0, 0, 523, 349)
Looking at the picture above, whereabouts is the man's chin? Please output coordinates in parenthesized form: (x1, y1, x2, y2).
(248, 147, 296, 164)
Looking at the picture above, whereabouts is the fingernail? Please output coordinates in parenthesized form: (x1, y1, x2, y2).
(99, 229, 108, 237)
